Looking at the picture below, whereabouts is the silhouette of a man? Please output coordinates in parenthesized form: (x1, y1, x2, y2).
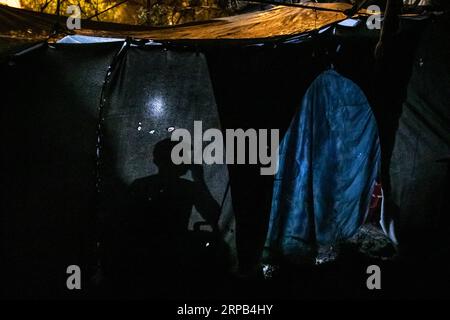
(128, 139, 220, 269)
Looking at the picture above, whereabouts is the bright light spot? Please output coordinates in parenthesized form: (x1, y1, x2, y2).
(0, 0, 21, 8)
(337, 19, 360, 28)
(147, 96, 164, 117)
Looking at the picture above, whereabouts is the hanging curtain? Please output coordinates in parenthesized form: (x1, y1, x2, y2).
(265, 70, 381, 261)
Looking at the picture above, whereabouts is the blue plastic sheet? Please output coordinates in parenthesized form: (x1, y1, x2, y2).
(265, 70, 380, 258)
(57, 35, 124, 44)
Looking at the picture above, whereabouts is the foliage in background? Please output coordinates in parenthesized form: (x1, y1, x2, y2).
(19, 0, 236, 25)
(136, 0, 235, 26)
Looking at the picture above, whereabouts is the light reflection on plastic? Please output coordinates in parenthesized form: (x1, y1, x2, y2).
(337, 19, 360, 28)
(147, 96, 164, 117)
(318, 26, 331, 34)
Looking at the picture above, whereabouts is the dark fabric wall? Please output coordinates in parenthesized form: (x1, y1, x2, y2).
(1, 42, 122, 298)
(389, 13, 450, 259)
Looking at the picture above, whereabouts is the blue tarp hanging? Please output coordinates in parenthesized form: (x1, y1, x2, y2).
(265, 70, 381, 259)
(57, 35, 124, 43)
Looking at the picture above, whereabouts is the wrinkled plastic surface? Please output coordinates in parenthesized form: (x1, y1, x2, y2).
(265, 70, 381, 259)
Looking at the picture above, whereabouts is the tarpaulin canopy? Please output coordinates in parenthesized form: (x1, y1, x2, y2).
(0, 2, 351, 41)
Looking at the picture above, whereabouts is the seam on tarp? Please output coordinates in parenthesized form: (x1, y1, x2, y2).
(92, 39, 130, 277)
(11, 41, 47, 57)
(95, 38, 130, 195)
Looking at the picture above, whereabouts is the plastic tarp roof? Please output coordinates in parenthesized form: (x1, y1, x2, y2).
(0, 3, 351, 41)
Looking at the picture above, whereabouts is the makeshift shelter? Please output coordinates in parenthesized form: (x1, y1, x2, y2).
(1, 2, 449, 299)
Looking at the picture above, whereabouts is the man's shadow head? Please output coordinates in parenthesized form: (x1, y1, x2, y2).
(153, 138, 189, 178)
